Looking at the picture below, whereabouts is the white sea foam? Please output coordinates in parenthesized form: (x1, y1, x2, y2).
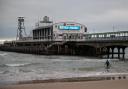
(0, 69, 128, 82)
(52, 58, 119, 63)
(5, 63, 31, 67)
(0, 71, 5, 74)
(0, 53, 7, 56)
(0, 51, 128, 84)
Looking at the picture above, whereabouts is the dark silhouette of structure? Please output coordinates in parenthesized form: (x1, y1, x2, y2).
(16, 17, 26, 40)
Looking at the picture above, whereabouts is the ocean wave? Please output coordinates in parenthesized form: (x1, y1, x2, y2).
(0, 70, 10, 74)
(0, 53, 8, 56)
(81, 59, 119, 62)
(52, 58, 119, 63)
(0, 62, 42, 67)
(0, 63, 31, 67)
(0, 71, 5, 74)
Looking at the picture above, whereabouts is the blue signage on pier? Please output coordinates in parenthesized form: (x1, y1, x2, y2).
(59, 26, 80, 30)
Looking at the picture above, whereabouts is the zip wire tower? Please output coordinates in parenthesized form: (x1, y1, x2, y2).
(16, 17, 27, 40)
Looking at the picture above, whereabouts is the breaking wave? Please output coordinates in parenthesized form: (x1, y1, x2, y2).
(0, 63, 34, 67)
(0, 53, 8, 56)
(4, 63, 32, 67)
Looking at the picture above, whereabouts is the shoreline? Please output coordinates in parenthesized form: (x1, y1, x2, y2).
(18, 75, 128, 84)
(1, 80, 128, 89)
(1, 73, 127, 85)
(1, 74, 128, 89)
(18, 76, 106, 84)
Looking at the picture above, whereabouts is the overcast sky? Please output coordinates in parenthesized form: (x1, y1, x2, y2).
(0, 0, 128, 39)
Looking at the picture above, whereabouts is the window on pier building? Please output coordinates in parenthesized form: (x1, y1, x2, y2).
(85, 27, 87, 32)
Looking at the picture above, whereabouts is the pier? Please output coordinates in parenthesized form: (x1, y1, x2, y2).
(0, 31, 128, 59)
(0, 16, 128, 59)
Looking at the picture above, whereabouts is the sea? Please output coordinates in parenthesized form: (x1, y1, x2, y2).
(0, 49, 128, 85)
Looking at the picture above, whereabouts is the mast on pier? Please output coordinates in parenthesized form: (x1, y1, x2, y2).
(16, 17, 26, 40)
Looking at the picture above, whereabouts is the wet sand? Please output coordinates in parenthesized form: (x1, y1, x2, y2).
(1, 80, 128, 89)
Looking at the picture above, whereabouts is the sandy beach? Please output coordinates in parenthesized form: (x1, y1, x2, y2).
(1, 80, 128, 89)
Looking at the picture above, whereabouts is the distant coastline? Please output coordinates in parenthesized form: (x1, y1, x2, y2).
(0, 38, 15, 44)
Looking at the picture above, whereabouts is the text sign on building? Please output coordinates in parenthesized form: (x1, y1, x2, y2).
(59, 26, 80, 30)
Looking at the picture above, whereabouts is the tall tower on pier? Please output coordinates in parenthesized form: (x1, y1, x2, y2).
(16, 17, 26, 40)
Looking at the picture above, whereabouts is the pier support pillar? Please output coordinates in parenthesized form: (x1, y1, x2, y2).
(64, 45, 68, 54)
(57, 45, 59, 54)
(118, 47, 120, 59)
(96, 48, 101, 56)
(107, 47, 110, 59)
(111, 47, 114, 59)
(122, 47, 126, 60)
(57, 45, 61, 54)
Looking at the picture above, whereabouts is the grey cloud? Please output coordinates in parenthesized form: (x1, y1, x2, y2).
(0, 0, 128, 39)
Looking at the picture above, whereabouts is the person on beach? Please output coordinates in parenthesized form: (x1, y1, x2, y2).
(105, 59, 110, 71)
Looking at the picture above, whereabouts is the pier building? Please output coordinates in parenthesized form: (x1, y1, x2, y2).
(33, 16, 87, 41)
